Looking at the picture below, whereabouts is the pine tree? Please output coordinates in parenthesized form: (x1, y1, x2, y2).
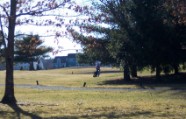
(14, 35, 52, 64)
(70, 0, 186, 81)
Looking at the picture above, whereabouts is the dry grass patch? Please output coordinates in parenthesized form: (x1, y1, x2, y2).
(0, 67, 186, 118)
(0, 87, 186, 119)
(0, 67, 125, 88)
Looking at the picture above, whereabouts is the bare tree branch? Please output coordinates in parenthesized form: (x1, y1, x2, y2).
(16, 2, 72, 17)
(0, 5, 9, 17)
(15, 34, 67, 38)
(17, 13, 82, 18)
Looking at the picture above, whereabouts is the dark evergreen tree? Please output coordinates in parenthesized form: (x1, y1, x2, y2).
(70, 0, 140, 81)
(131, 0, 186, 77)
(70, 0, 186, 81)
(14, 35, 53, 70)
(69, 24, 115, 64)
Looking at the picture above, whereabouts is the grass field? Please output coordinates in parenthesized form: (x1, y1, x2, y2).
(0, 67, 186, 119)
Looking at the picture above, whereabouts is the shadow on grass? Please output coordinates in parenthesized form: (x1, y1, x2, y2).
(45, 111, 153, 119)
(80, 111, 153, 119)
(4, 103, 42, 119)
(98, 72, 186, 90)
(77, 70, 122, 75)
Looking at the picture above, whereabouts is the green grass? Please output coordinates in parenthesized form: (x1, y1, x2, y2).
(0, 67, 186, 119)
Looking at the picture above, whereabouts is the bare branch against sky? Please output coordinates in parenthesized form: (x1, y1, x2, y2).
(0, 0, 94, 57)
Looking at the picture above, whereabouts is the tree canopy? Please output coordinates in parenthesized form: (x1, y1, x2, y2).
(69, 0, 186, 81)
(0, 0, 81, 104)
(14, 35, 53, 62)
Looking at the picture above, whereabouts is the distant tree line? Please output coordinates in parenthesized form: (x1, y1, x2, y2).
(69, 0, 186, 81)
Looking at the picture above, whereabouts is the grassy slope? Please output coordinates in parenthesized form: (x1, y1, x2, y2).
(0, 67, 186, 119)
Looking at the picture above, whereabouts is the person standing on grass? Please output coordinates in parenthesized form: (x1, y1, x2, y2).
(95, 61, 101, 77)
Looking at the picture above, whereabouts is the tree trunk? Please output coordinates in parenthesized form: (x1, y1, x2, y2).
(131, 64, 137, 77)
(29, 62, 34, 70)
(156, 65, 161, 80)
(173, 63, 179, 75)
(1, 57, 16, 104)
(123, 63, 130, 82)
(1, 0, 17, 104)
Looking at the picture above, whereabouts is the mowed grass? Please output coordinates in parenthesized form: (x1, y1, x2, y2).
(0, 67, 137, 88)
(0, 67, 186, 119)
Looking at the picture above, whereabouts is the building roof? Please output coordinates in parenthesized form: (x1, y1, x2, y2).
(53, 53, 77, 63)
(67, 53, 76, 58)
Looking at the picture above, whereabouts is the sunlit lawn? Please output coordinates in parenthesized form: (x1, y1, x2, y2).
(0, 67, 186, 119)
(0, 67, 138, 88)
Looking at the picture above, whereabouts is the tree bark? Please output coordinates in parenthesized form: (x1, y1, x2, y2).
(131, 64, 137, 77)
(173, 63, 179, 75)
(156, 64, 161, 80)
(1, 57, 16, 104)
(1, 0, 17, 104)
(123, 63, 130, 81)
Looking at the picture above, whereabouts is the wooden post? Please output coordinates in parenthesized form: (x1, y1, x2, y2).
(36, 80, 39, 85)
(83, 82, 86, 87)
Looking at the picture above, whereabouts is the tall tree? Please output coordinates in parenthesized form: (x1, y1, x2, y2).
(69, 28, 115, 65)
(69, 0, 139, 81)
(1, 0, 17, 104)
(131, 0, 186, 77)
(14, 35, 53, 70)
(14, 35, 52, 63)
(70, 0, 186, 81)
(0, 0, 77, 104)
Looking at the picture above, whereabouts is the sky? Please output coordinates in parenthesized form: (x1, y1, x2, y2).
(35, 0, 91, 57)
(18, 25, 83, 58)
(43, 0, 96, 57)
(0, 0, 93, 58)
(46, 0, 91, 57)
(47, 0, 91, 57)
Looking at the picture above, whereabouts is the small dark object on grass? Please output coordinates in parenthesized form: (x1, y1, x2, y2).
(36, 80, 39, 85)
(83, 82, 86, 87)
(93, 72, 97, 77)
(93, 70, 100, 77)
(72, 71, 73, 74)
